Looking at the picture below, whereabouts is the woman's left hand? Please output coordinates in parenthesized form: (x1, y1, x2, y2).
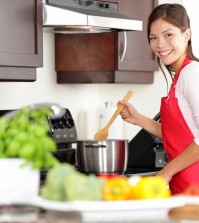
(156, 167, 172, 184)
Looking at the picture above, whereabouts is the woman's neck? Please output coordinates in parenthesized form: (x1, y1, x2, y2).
(171, 54, 188, 74)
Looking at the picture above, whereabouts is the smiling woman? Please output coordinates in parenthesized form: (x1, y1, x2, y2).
(118, 3, 199, 195)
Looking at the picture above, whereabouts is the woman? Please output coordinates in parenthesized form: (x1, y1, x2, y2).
(119, 3, 199, 195)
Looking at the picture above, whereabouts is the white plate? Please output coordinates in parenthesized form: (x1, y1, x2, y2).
(32, 195, 186, 212)
(182, 195, 199, 205)
(31, 196, 187, 221)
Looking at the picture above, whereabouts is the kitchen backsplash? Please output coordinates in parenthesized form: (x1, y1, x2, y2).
(0, 0, 198, 141)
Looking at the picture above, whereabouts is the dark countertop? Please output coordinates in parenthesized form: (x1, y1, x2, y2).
(1, 204, 199, 223)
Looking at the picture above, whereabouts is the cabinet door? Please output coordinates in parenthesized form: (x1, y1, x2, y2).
(55, 0, 158, 84)
(117, 0, 158, 72)
(0, 0, 43, 81)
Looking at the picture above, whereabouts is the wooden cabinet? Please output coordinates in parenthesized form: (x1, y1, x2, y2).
(117, 0, 158, 78)
(0, 0, 43, 81)
(55, 0, 158, 84)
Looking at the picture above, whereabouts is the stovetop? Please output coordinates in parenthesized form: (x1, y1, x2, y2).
(125, 167, 162, 174)
(124, 167, 162, 177)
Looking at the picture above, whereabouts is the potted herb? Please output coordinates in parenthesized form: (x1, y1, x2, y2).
(0, 105, 61, 204)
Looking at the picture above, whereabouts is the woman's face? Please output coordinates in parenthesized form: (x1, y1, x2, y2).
(149, 18, 190, 72)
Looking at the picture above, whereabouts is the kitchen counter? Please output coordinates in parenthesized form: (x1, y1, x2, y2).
(1, 204, 199, 223)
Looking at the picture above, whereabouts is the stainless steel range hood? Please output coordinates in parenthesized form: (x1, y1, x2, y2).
(43, 0, 142, 33)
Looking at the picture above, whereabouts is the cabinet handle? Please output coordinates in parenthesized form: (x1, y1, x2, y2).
(119, 31, 127, 62)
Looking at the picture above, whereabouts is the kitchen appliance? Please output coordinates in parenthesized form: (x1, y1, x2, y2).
(43, 0, 142, 32)
(46, 107, 78, 166)
(2, 103, 66, 120)
(126, 113, 168, 175)
(76, 139, 128, 174)
(0, 107, 166, 177)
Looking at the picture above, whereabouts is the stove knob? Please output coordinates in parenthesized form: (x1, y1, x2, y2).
(58, 120, 65, 129)
(53, 119, 62, 129)
(105, 3, 110, 8)
(62, 117, 74, 128)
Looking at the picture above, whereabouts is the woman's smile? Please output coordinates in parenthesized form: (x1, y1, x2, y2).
(158, 50, 173, 58)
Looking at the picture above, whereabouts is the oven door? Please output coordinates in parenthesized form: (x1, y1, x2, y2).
(126, 113, 167, 174)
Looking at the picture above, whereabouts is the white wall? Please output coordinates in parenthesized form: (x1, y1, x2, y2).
(183, 0, 199, 58)
(0, 0, 198, 141)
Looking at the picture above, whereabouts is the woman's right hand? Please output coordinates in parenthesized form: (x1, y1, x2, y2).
(117, 101, 140, 125)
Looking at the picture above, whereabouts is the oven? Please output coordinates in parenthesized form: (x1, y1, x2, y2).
(0, 109, 167, 178)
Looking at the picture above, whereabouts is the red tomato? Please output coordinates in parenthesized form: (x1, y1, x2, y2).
(98, 173, 120, 180)
(183, 184, 199, 196)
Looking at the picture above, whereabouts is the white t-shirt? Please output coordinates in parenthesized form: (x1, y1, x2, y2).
(175, 61, 199, 145)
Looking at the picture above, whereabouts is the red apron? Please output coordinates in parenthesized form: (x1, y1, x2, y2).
(160, 56, 199, 195)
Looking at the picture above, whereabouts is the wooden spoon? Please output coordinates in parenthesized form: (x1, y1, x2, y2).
(94, 90, 133, 141)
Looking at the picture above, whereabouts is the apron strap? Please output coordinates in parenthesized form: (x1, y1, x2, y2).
(169, 56, 191, 98)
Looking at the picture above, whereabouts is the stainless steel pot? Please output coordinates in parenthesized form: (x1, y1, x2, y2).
(76, 139, 128, 174)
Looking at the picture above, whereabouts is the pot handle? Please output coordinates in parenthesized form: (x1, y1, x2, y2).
(85, 144, 107, 148)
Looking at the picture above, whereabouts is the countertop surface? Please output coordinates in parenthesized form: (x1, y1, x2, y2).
(1, 203, 199, 223)
(1, 195, 199, 223)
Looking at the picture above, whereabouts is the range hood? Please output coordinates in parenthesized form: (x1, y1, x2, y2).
(43, 0, 143, 33)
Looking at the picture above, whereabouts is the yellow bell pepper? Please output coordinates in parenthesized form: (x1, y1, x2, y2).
(129, 176, 171, 199)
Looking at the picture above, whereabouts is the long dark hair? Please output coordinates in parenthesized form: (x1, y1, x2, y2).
(147, 4, 199, 87)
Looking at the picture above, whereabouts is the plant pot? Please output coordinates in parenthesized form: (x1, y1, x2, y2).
(0, 158, 40, 204)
